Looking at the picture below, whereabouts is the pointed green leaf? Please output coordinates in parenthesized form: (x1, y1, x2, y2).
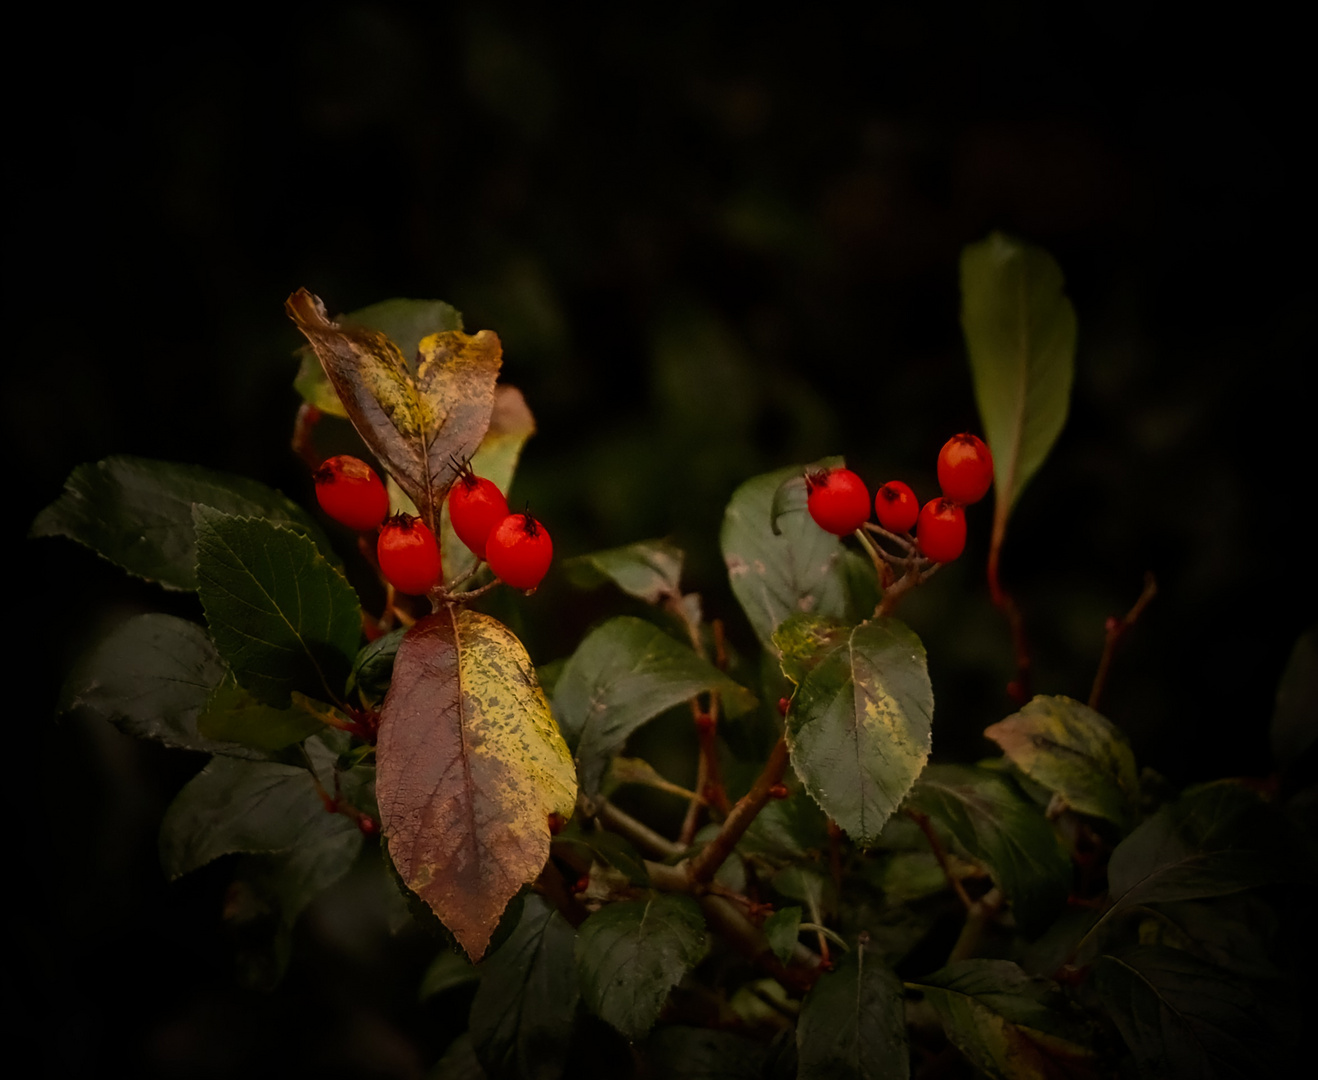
(31, 456, 334, 590)
(984, 695, 1139, 830)
(906, 765, 1070, 934)
(195, 681, 326, 752)
(645, 1026, 770, 1079)
(575, 894, 708, 1041)
(469, 894, 580, 1080)
(193, 506, 362, 708)
(377, 609, 576, 960)
(797, 945, 908, 1080)
(763, 906, 803, 963)
(552, 616, 755, 796)
(563, 538, 685, 604)
(722, 464, 874, 652)
(777, 614, 933, 846)
(961, 233, 1076, 529)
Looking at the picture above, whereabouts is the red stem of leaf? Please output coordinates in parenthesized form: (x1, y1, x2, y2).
(1089, 571, 1157, 710)
(687, 736, 790, 887)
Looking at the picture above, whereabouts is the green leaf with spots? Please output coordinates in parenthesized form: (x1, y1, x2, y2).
(776, 614, 933, 846)
(984, 695, 1139, 830)
(193, 505, 362, 708)
(575, 894, 708, 1041)
(797, 944, 908, 1080)
(563, 538, 685, 604)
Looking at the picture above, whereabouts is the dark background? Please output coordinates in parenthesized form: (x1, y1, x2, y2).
(13, 3, 1312, 1076)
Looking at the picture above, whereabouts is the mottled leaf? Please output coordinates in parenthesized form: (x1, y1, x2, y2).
(552, 616, 755, 796)
(287, 288, 502, 528)
(911, 959, 1095, 1080)
(763, 906, 803, 963)
(776, 614, 933, 846)
(645, 1026, 770, 1080)
(193, 506, 362, 707)
(418, 950, 481, 1001)
(376, 609, 576, 959)
(31, 455, 334, 590)
(906, 764, 1071, 934)
(196, 682, 325, 751)
(797, 945, 908, 1080)
(470, 894, 580, 1080)
(984, 695, 1139, 830)
(563, 538, 685, 604)
(961, 233, 1076, 534)
(575, 894, 708, 1041)
(1271, 624, 1318, 771)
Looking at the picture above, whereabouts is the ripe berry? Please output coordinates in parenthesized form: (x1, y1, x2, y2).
(313, 455, 389, 531)
(448, 469, 509, 560)
(937, 433, 994, 505)
(917, 498, 967, 563)
(486, 512, 553, 591)
(805, 467, 870, 536)
(874, 481, 919, 533)
(377, 513, 442, 595)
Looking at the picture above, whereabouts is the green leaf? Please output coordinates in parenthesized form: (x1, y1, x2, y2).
(469, 894, 580, 1080)
(563, 538, 685, 604)
(159, 755, 359, 880)
(196, 682, 325, 751)
(1094, 946, 1293, 1078)
(31, 455, 335, 590)
(984, 695, 1139, 830)
(762, 906, 803, 963)
(797, 945, 908, 1080)
(721, 464, 874, 652)
(347, 627, 406, 708)
(911, 959, 1095, 1080)
(777, 614, 933, 847)
(431, 1034, 487, 1080)
(552, 616, 755, 797)
(418, 950, 481, 1001)
(905, 764, 1071, 934)
(960, 233, 1076, 531)
(768, 457, 841, 535)
(193, 506, 362, 708)
(644, 1026, 770, 1079)
(58, 613, 258, 756)
(1271, 624, 1318, 771)
(575, 894, 708, 1042)
(554, 823, 651, 887)
(740, 790, 832, 862)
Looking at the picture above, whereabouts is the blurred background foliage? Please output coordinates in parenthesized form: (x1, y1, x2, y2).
(13, 3, 1311, 1076)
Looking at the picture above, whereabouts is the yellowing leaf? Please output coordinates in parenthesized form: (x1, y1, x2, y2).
(376, 608, 576, 959)
(286, 289, 503, 529)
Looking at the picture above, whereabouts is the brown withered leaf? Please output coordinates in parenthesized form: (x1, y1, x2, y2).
(377, 607, 576, 959)
(286, 289, 502, 529)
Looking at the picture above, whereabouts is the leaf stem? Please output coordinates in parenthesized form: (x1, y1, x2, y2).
(596, 799, 684, 859)
(906, 808, 973, 910)
(987, 539, 1032, 704)
(687, 736, 790, 887)
(1089, 571, 1157, 710)
(947, 887, 1002, 964)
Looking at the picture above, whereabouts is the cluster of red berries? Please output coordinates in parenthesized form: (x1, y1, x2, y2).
(312, 455, 552, 594)
(804, 433, 994, 563)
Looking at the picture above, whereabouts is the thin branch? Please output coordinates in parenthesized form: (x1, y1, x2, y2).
(597, 799, 684, 859)
(1089, 571, 1157, 710)
(687, 736, 790, 886)
(987, 539, 1031, 704)
(947, 887, 1003, 964)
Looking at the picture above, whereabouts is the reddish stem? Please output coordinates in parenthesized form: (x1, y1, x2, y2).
(291, 402, 322, 469)
(687, 736, 790, 886)
(987, 540, 1032, 704)
(1089, 571, 1157, 710)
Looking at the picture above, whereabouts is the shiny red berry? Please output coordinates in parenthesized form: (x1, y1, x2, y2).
(917, 498, 967, 563)
(874, 481, 919, 533)
(377, 513, 442, 595)
(313, 455, 389, 531)
(937, 433, 994, 505)
(805, 467, 870, 536)
(448, 470, 510, 560)
(486, 512, 553, 591)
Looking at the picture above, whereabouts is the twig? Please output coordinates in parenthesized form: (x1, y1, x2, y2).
(687, 736, 790, 886)
(291, 402, 322, 469)
(987, 540, 1031, 704)
(906, 808, 973, 910)
(1089, 571, 1157, 710)
(597, 799, 684, 859)
(947, 887, 1002, 964)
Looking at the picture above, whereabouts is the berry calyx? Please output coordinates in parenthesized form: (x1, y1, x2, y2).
(937, 433, 994, 505)
(805, 467, 870, 536)
(486, 512, 553, 591)
(916, 498, 967, 563)
(313, 455, 389, 531)
(448, 467, 510, 560)
(377, 513, 442, 595)
(874, 481, 919, 533)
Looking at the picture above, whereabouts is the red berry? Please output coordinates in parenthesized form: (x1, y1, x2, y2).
(377, 513, 443, 595)
(937, 433, 994, 505)
(805, 467, 870, 536)
(486, 512, 553, 591)
(917, 498, 967, 563)
(313, 455, 389, 531)
(874, 481, 919, 533)
(448, 470, 510, 560)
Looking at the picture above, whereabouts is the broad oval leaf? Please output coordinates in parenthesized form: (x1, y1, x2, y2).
(575, 893, 708, 1042)
(31, 455, 334, 590)
(777, 614, 933, 847)
(905, 764, 1071, 934)
(469, 893, 580, 1080)
(287, 289, 502, 528)
(552, 616, 755, 797)
(376, 608, 576, 959)
(722, 464, 876, 652)
(960, 233, 1076, 540)
(984, 695, 1139, 831)
(562, 538, 685, 604)
(797, 944, 908, 1080)
(193, 506, 362, 708)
